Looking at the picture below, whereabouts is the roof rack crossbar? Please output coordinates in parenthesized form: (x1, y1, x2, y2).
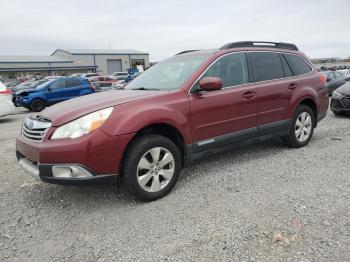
(220, 41, 298, 51)
(175, 50, 200, 55)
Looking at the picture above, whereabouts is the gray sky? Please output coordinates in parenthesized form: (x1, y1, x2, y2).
(1, 0, 349, 61)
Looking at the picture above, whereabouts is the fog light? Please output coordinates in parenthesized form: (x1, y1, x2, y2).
(52, 166, 93, 178)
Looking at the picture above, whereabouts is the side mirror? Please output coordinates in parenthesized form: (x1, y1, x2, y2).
(198, 77, 223, 92)
(47, 86, 52, 92)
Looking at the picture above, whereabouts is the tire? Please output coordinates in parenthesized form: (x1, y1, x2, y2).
(121, 134, 182, 201)
(282, 105, 315, 148)
(30, 99, 46, 112)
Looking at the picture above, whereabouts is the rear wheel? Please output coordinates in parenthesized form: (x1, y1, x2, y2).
(282, 105, 315, 148)
(30, 99, 46, 112)
(122, 135, 182, 201)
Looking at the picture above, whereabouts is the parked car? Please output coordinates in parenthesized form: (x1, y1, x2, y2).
(114, 79, 127, 89)
(337, 69, 350, 81)
(13, 77, 94, 112)
(69, 73, 83, 78)
(16, 41, 329, 201)
(11, 79, 48, 93)
(81, 73, 99, 79)
(0, 82, 15, 117)
(322, 71, 346, 96)
(89, 76, 118, 92)
(42, 76, 65, 81)
(6, 81, 20, 89)
(330, 82, 350, 115)
(110, 72, 129, 80)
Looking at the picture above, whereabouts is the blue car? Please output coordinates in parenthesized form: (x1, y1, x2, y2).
(13, 78, 94, 112)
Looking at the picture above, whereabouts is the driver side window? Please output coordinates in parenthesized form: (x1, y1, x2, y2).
(201, 52, 248, 88)
(49, 79, 65, 89)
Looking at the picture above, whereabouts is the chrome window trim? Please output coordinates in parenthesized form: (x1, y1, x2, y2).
(188, 50, 315, 94)
(188, 51, 249, 94)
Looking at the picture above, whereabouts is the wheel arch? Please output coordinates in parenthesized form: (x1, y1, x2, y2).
(123, 123, 186, 168)
(297, 98, 318, 127)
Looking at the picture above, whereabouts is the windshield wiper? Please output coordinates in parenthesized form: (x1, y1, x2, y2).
(131, 87, 160, 91)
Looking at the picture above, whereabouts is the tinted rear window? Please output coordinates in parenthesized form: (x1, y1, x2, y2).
(66, 79, 81, 87)
(281, 55, 293, 77)
(251, 52, 284, 81)
(284, 54, 312, 76)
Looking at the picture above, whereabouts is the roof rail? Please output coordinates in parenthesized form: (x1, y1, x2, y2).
(220, 41, 298, 51)
(175, 50, 200, 55)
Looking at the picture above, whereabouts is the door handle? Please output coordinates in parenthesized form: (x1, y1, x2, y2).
(288, 82, 299, 90)
(241, 91, 256, 99)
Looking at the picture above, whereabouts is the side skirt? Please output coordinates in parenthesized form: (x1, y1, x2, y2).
(184, 119, 291, 165)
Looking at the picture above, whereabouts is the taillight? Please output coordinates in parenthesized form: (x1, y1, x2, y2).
(0, 89, 12, 95)
(319, 73, 327, 85)
(90, 85, 95, 91)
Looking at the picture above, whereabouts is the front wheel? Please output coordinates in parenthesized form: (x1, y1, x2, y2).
(122, 135, 182, 201)
(30, 99, 46, 112)
(282, 105, 315, 148)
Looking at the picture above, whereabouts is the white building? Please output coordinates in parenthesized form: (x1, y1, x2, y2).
(0, 49, 149, 81)
(52, 49, 149, 75)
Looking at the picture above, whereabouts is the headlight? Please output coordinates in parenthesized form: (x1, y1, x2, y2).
(332, 90, 343, 100)
(51, 107, 113, 139)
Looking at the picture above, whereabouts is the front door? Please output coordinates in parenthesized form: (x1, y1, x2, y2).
(45, 79, 67, 104)
(189, 52, 258, 153)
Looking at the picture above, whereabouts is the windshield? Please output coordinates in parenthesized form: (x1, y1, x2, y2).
(15, 81, 36, 90)
(36, 79, 54, 89)
(125, 54, 209, 91)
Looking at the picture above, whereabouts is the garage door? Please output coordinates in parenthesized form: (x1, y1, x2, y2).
(107, 60, 122, 75)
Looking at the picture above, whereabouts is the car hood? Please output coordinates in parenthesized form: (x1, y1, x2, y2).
(40, 90, 163, 126)
(14, 88, 37, 95)
(336, 82, 350, 96)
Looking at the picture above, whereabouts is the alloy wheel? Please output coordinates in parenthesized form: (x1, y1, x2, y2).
(295, 112, 312, 142)
(136, 147, 175, 193)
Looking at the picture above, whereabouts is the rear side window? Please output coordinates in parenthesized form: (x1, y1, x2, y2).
(251, 52, 284, 82)
(284, 54, 312, 76)
(202, 52, 248, 88)
(281, 55, 293, 77)
(66, 79, 81, 87)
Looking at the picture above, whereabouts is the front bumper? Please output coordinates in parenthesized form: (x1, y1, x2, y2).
(16, 129, 135, 185)
(16, 151, 116, 185)
(12, 95, 30, 107)
(331, 98, 350, 113)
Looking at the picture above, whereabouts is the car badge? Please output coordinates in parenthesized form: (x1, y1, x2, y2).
(27, 120, 34, 130)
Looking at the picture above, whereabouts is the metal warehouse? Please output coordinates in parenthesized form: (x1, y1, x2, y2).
(0, 49, 149, 81)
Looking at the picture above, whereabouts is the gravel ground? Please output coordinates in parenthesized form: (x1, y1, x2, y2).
(0, 108, 349, 262)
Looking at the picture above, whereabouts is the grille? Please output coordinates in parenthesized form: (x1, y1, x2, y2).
(340, 96, 350, 109)
(22, 116, 51, 142)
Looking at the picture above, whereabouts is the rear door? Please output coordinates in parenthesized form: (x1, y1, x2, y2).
(189, 52, 258, 152)
(64, 78, 83, 99)
(249, 51, 295, 134)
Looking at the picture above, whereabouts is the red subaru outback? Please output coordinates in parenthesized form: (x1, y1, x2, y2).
(16, 41, 329, 201)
